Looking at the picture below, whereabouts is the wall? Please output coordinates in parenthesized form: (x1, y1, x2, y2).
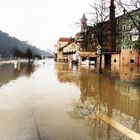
(57, 51, 63, 62)
(111, 53, 120, 65)
(121, 49, 139, 66)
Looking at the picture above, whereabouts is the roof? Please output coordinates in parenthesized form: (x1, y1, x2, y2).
(81, 13, 87, 24)
(116, 8, 140, 19)
(58, 37, 74, 42)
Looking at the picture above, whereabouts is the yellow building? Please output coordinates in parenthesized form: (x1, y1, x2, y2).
(54, 37, 79, 63)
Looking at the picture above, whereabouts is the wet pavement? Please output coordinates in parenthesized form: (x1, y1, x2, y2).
(0, 59, 140, 140)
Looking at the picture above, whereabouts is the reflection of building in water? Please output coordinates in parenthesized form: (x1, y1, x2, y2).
(111, 65, 140, 81)
(55, 63, 140, 118)
(79, 72, 140, 116)
(0, 63, 35, 87)
(77, 74, 140, 139)
(119, 66, 140, 81)
(55, 63, 140, 139)
(55, 63, 80, 86)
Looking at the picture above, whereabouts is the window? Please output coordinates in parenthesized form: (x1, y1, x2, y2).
(114, 59, 117, 63)
(122, 36, 125, 41)
(123, 25, 126, 31)
(130, 59, 134, 63)
(129, 34, 132, 40)
(129, 24, 133, 30)
(82, 57, 86, 61)
(136, 15, 139, 20)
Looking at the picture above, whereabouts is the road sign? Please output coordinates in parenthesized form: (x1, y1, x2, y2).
(96, 45, 102, 55)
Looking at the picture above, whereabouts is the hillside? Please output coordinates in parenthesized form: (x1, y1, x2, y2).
(0, 30, 54, 58)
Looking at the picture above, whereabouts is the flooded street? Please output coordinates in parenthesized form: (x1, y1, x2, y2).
(0, 59, 140, 140)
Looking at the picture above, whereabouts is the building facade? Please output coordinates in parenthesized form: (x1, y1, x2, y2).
(115, 9, 140, 66)
(54, 37, 79, 63)
(54, 8, 140, 66)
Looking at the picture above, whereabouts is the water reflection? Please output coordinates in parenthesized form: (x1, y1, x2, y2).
(55, 63, 140, 140)
(0, 63, 35, 87)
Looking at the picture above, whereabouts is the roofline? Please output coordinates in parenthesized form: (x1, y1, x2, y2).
(116, 8, 139, 19)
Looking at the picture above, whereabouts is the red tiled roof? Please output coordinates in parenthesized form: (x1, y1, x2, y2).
(58, 37, 73, 42)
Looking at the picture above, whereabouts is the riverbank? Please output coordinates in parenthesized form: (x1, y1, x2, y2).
(0, 59, 29, 64)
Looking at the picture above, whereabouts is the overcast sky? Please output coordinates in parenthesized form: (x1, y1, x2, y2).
(0, 0, 94, 51)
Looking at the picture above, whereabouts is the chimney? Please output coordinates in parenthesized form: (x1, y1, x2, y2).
(108, 0, 116, 52)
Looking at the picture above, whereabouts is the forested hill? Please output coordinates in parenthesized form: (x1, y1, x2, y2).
(0, 30, 54, 58)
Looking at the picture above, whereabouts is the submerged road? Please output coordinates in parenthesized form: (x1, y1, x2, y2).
(0, 59, 140, 140)
(0, 60, 92, 140)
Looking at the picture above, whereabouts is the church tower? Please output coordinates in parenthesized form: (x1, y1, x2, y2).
(81, 13, 87, 32)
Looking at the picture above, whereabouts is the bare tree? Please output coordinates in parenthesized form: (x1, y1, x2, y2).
(90, 0, 110, 24)
(116, 0, 140, 28)
(90, 0, 111, 73)
(115, 0, 140, 66)
(116, 0, 140, 10)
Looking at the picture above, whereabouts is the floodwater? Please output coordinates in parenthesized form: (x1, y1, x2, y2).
(0, 59, 140, 140)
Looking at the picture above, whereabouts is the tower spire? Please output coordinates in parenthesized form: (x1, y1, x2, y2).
(81, 13, 87, 32)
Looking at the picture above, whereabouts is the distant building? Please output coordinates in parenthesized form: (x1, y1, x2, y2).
(54, 37, 79, 63)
